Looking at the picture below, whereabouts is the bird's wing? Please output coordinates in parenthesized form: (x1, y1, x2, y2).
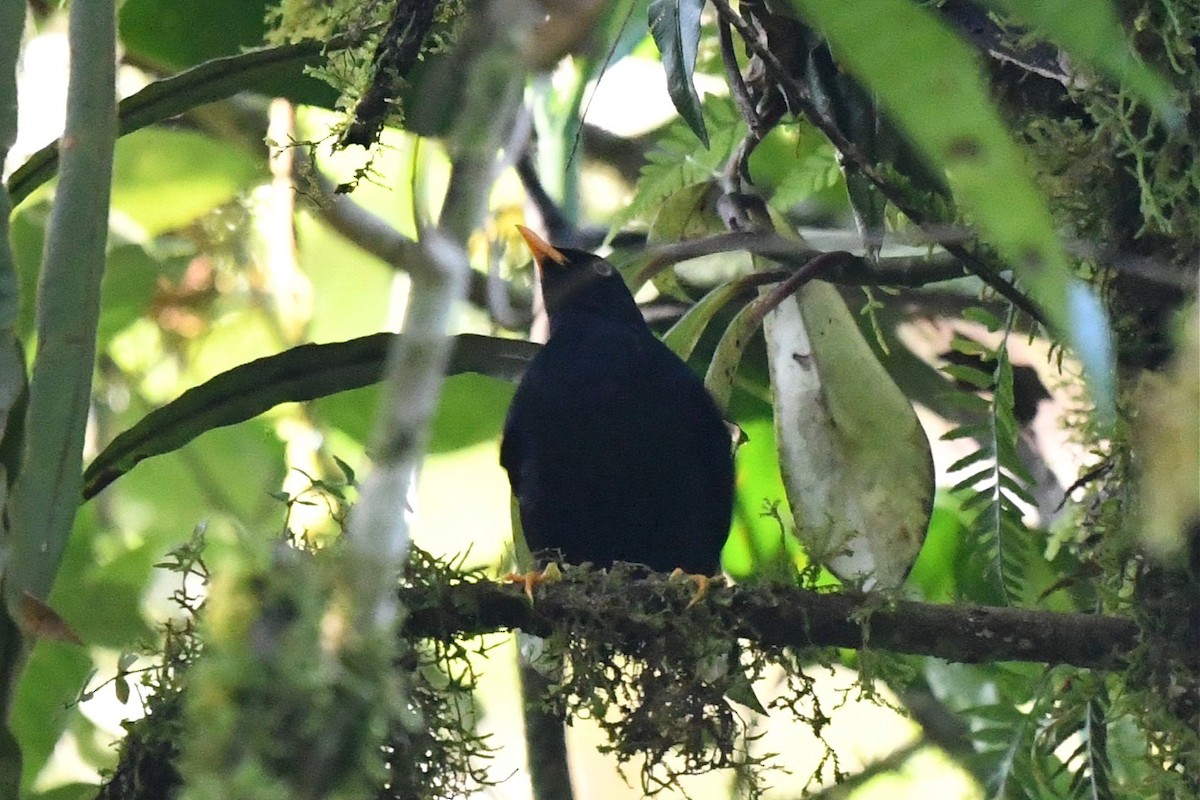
(499, 390, 527, 492)
(500, 385, 538, 572)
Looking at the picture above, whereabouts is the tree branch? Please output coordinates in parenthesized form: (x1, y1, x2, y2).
(403, 572, 1139, 671)
(297, 149, 528, 315)
(708, 0, 1047, 325)
(634, 231, 964, 287)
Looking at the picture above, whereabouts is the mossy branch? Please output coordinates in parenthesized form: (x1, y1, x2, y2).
(402, 569, 1139, 671)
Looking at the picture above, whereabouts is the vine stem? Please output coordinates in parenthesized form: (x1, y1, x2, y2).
(342, 0, 533, 633)
(1, 0, 115, 786)
(6, 0, 117, 611)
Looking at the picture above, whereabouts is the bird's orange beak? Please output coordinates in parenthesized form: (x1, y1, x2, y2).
(517, 225, 567, 271)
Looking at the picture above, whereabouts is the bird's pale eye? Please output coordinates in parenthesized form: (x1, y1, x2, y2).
(592, 260, 614, 276)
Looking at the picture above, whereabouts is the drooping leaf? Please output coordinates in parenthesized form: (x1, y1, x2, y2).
(785, 0, 1116, 424)
(704, 302, 759, 413)
(643, 182, 720, 300)
(582, 0, 653, 79)
(110, 128, 263, 236)
(120, 0, 269, 70)
(640, 180, 756, 303)
(662, 276, 754, 361)
(648, 0, 709, 146)
(765, 277, 934, 589)
(790, 23, 913, 259)
(82, 334, 540, 500)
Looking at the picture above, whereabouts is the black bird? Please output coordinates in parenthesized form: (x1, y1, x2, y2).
(501, 227, 734, 576)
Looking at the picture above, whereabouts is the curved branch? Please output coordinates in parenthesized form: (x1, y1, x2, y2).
(298, 150, 528, 314)
(634, 231, 965, 287)
(403, 572, 1139, 671)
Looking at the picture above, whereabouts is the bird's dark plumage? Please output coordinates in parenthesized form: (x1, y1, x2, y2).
(501, 227, 734, 574)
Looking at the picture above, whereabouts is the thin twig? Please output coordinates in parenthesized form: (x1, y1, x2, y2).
(296, 147, 527, 314)
(745, 251, 860, 331)
(719, 15, 758, 133)
(708, 0, 1046, 325)
(633, 231, 963, 287)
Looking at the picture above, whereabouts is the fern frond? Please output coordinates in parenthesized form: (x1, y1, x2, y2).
(766, 131, 843, 210)
(1032, 674, 1115, 800)
(941, 319, 1040, 606)
(1073, 696, 1115, 800)
(607, 96, 746, 236)
(968, 702, 1041, 800)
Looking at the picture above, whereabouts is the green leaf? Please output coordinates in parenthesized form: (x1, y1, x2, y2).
(6, 0, 115, 618)
(722, 392, 800, 582)
(766, 278, 934, 589)
(313, 372, 517, 455)
(11, 642, 91, 791)
(98, 245, 174, 350)
(907, 497, 972, 602)
(110, 128, 263, 236)
(662, 277, 751, 361)
(7, 201, 47, 339)
(119, 0, 269, 70)
(946, 449, 990, 474)
(427, 373, 517, 453)
(963, 306, 1003, 331)
(750, 126, 844, 210)
(609, 96, 745, 235)
(644, 182, 718, 300)
(949, 333, 992, 356)
(83, 334, 540, 500)
(580, 0, 652, 77)
(785, 0, 1116, 425)
(704, 302, 759, 414)
(984, 0, 1180, 127)
(0, 0, 23, 336)
(943, 363, 995, 390)
(945, 336, 1038, 607)
(332, 455, 356, 485)
(47, 507, 156, 649)
(648, 0, 709, 146)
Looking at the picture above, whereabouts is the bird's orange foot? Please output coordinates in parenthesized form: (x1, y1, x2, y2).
(504, 563, 563, 602)
(669, 568, 719, 609)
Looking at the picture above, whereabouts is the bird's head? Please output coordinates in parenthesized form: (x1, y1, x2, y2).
(517, 226, 643, 330)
